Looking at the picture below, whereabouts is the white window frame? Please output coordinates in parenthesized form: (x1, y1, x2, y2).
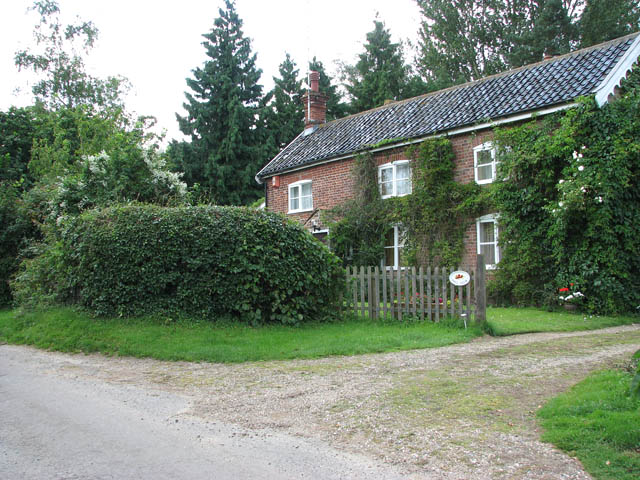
(474, 142, 498, 185)
(288, 180, 313, 214)
(378, 160, 412, 199)
(476, 213, 500, 270)
(382, 225, 406, 270)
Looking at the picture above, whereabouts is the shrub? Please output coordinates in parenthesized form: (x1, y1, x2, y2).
(14, 205, 345, 324)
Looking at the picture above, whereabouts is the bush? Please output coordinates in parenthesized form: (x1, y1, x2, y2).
(14, 205, 345, 324)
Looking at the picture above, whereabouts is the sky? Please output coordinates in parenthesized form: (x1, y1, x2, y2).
(0, 0, 422, 143)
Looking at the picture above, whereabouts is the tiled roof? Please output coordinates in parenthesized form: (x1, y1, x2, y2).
(257, 33, 639, 180)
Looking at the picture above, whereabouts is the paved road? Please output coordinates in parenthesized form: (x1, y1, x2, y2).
(0, 345, 405, 480)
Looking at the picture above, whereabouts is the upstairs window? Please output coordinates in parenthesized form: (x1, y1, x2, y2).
(379, 161, 411, 198)
(288, 180, 313, 213)
(474, 142, 498, 184)
(476, 214, 500, 269)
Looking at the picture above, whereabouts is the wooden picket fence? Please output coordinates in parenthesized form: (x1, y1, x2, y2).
(344, 256, 487, 323)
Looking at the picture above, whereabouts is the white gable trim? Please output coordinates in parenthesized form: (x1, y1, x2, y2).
(594, 34, 640, 106)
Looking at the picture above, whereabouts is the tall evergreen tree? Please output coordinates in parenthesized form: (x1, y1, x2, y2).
(342, 20, 413, 113)
(265, 53, 304, 151)
(510, 0, 577, 65)
(416, 0, 507, 89)
(416, 0, 584, 87)
(176, 0, 264, 205)
(308, 57, 348, 121)
(580, 0, 640, 48)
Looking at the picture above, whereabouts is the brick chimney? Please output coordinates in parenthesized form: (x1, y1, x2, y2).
(302, 71, 327, 134)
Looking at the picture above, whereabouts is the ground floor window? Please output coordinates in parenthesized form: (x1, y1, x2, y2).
(476, 214, 500, 269)
(312, 228, 329, 246)
(383, 225, 406, 269)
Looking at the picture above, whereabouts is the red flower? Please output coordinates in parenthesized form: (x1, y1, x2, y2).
(559, 287, 570, 292)
(570, 283, 574, 286)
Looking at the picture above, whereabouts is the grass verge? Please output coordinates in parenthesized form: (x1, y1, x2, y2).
(487, 307, 637, 336)
(0, 308, 482, 363)
(538, 358, 640, 480)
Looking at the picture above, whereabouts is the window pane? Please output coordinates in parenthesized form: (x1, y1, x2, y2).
(396, 163, 410, 180)
(301, 182, 312, 196)
(396, 178, 411, 195)
(480, 221, 495, 243)
(289, 186, 299, 210)
(398, 246, 408, 267)
(301, 195, 312, 210)
(384, 247, 395, 267)
(476, 150, 493, 166)
(481, 244, 496, 265)
(381, 181, 393, 196)
(477, 164, 493, 181)
(385, 229, 395, 248)
(380, 167, 393, 183)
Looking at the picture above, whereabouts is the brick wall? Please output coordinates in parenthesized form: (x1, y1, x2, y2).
(264, 129, 497, 269)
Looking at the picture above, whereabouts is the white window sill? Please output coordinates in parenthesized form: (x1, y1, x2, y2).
(381, 192, 411, 200)
(288, 208, 313, 215)
(475, 178, 494, 185)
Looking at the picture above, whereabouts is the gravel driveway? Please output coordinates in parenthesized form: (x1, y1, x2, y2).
(3, 324, 639, 479)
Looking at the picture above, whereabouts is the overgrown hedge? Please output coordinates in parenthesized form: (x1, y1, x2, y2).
(14, 205, 344, 324)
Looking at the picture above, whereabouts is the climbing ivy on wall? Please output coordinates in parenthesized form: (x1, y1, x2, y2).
(323, 152, 388, 266)
(399, 139, 489, 266)
(325, 138, 488, 268)
(490, 69, 640, 314)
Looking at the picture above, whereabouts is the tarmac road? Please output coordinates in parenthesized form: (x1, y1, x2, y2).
(0, 345, 405, 480)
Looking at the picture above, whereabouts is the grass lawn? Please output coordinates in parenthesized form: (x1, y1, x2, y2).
(0, 308, 482, 363)
(538, 361, 640, 480)
(487, 307, 638, 336)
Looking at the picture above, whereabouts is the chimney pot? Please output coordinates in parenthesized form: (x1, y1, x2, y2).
(309, 71, 320, 92)
(302, 70, 327, 131)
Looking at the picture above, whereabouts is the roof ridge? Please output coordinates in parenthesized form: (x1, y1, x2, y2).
(319, 32, 639, 129)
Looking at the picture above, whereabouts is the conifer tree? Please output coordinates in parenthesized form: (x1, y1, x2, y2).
(342, 20, 412, 113)
(510, 0, 577, 65)
(176, 0, 264, 205)
(265, 53, 304, 151)
(416, 0, 584, 87)
(580, 0, 640, 48)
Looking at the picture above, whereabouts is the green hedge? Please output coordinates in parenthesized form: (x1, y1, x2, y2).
(22, 205, 344, 324)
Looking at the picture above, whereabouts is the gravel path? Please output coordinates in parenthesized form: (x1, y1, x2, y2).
(3, 324, 639, 479)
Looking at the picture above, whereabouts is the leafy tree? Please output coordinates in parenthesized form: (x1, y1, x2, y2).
(265, 53, 304, 151)
(0, 106, 44, 189)
(308, 57, 348, 121)
(176, 0, 265, 205)
(342, 19, 413, 113)
(14, 0, 128, 111)
(580, 0, 640, 47)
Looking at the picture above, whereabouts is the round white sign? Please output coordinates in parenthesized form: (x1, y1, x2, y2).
(449, 270, 470, 286)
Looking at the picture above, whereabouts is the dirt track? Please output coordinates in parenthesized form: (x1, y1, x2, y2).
(3, 324, 639, 479)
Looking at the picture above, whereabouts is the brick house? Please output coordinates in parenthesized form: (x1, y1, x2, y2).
(256, 33, 640, 270)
